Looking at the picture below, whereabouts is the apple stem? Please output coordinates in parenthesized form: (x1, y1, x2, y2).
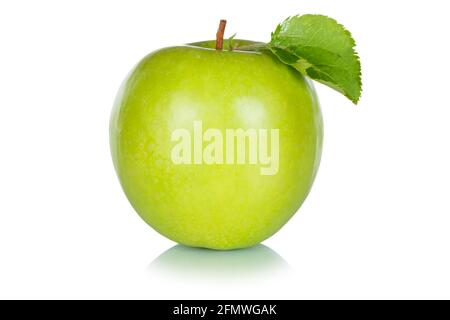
(215, 19, 227, 50)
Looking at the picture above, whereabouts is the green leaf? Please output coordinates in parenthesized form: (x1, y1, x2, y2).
(269, 14, 362, 104)
(228, 33, 237, 50)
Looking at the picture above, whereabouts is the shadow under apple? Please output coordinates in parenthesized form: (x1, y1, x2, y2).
(149, 244, 290, 280)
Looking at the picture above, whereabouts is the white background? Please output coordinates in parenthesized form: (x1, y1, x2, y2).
(1, 0, 449, 299)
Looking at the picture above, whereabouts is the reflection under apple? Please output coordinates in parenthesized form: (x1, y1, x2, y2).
(149, 244, 290, 279)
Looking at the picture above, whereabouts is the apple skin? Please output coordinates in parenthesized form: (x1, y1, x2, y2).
(110, 40, 323, 250)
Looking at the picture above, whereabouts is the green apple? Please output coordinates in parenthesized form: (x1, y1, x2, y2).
(110, 38, 323, 250)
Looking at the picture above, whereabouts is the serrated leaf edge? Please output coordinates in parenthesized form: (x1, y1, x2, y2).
(270, 14, 362, 104)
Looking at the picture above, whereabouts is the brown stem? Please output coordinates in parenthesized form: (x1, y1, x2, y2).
(215, 19, 227, 50)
